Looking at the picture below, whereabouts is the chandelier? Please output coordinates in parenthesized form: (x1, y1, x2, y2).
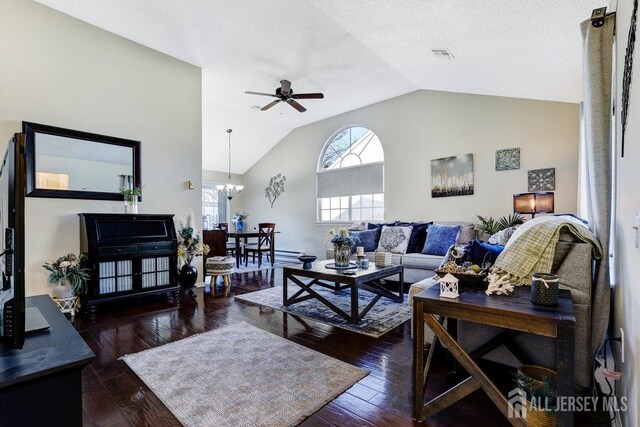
(216, 129, 244, 200)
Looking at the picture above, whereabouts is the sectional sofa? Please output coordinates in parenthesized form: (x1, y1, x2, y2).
(325, 221, 476, 284)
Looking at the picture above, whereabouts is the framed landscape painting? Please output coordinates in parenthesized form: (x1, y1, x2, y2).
(431, 153, 474, 198)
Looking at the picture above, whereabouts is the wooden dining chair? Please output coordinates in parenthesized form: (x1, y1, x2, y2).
(218, 223, 240, 257)
(243, 223, 275, 268)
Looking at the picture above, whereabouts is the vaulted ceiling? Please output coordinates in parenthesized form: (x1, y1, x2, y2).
(35, 0, 603, 174)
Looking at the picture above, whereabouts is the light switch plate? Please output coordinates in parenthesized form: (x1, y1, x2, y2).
(188, 180, 195, 190)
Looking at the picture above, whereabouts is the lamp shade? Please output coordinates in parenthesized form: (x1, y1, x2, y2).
(513, 192, 554, 216)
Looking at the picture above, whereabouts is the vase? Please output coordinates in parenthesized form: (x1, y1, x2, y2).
(53, 280, 76, 299)
(124, 198, 138, 214)
(178, 263, 198, 291)
(333, 244, 352, 267)
(235, 219, 245, 233)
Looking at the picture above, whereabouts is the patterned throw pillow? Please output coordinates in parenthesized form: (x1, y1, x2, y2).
(422, 224, 461, 256)
(376, 226, 413, 254)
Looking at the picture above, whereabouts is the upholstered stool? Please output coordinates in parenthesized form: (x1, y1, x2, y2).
(206, 257, 235, 296)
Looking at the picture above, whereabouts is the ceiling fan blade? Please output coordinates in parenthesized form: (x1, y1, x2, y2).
(280, 79, 291, 95)
(291, 93, 324, 99)
(287, 99, 307, 112)
(245, 91, 277, 97)
(260, 100, 281, 111)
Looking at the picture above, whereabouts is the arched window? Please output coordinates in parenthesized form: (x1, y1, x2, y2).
(317, 126, 384, 222)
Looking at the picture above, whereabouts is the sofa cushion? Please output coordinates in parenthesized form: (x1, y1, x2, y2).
(396, 221, 433, 254)
(463, 239, 505, 267)
(377, 226, 413, 254)
(422, 224, 460, 256)
(349, 228, 381, 253)
(434, 221, 475, 244)
(402, 253, 443, 270)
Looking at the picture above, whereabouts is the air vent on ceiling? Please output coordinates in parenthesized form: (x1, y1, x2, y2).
(431, 49, 454, 59)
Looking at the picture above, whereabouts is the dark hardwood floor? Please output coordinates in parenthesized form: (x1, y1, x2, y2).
(73, 268, 608, 427)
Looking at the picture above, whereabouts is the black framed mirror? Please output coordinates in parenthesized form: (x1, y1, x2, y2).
(23, 122, 141, 201)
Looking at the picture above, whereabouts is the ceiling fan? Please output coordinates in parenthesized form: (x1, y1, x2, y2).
(245, 80, 324, 112)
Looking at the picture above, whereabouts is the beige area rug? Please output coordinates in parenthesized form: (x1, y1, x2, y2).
(121, 322, 369, 427)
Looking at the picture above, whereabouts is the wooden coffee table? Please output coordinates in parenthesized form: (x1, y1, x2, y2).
(283, 260, 403, 324)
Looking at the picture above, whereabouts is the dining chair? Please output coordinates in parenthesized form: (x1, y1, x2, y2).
(218, 223, 240, 258)
(243, 223, 275, 268)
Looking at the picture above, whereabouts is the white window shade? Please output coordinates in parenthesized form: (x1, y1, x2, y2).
(317, 163, 383, 198)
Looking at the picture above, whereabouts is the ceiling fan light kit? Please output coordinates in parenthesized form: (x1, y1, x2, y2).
(245, 79, 324, 112)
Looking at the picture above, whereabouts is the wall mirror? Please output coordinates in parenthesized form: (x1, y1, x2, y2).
(23, 122, 141, 200)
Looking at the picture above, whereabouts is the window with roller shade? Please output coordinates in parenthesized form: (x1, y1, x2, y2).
(317, 126, 384, 222)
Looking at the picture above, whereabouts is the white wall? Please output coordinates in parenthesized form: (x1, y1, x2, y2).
(613, 1, 640, 425)
(0, 0, 203, 296)
(236, 89, 579, 257)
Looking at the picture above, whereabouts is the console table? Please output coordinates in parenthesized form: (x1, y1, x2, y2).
(412, 286, 575, 426)
(0, 295, 95, 426)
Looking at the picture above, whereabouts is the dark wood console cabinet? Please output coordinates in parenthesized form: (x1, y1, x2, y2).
(79, 213, 179, 314)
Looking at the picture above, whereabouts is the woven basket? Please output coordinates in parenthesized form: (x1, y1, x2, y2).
(517, 365, 557, 427)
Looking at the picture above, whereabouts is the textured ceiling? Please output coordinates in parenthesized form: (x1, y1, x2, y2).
(34, 0, 602, 174)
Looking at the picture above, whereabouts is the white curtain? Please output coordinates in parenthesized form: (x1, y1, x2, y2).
(579, 15, 615, 357)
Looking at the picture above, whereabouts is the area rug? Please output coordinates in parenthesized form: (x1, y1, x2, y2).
(234, 284, 411, 337)
(121, 322, 368, 427)
(233, 259, 300, 274)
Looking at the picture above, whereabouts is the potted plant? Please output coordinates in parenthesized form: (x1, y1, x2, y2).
(330, 228, 360, 267)
(232, 210, 249, 232)
(177, 219, 210, 293)
(476, 213, 524, 237)
(119, 186, 142, 214)
(42, 253, 90, 298)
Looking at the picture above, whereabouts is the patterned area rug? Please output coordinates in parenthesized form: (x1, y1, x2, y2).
(121, 322, 368, 427)
(235, 285, 411, 337)
(233, 260, 301, 274)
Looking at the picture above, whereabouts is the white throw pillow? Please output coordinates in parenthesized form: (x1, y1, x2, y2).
(376, 226, 413, 254)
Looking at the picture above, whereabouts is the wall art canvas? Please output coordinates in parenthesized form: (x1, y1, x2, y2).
(431, 154, 474, 198)
(495, 148, 520, 171)
(528, 168, 555, 191)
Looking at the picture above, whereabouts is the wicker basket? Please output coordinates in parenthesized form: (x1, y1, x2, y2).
(517, 365, 557, 427)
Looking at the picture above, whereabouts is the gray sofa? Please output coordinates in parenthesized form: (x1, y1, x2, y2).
(408, 233, 601, 389)
(326, 221, 476, 284)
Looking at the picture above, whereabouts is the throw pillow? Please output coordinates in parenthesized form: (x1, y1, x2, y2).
(488, 227, 517, 245)
(349, 228, 382, 253)
(348, 221, 366, 231)
(376, 226, 413, 254)
(463, 239, 505, 267)
(397, 222, 433, 253)
(422, 224, 461, 256)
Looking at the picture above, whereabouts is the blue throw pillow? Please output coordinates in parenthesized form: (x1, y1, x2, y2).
(463, 239, 505, 267)
(397, 222, 432, 253)
(422, 224, 460, 256)
(349, 228, 381, 252)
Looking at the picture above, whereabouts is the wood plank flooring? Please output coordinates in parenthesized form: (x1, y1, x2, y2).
(73, 268, 605, 426)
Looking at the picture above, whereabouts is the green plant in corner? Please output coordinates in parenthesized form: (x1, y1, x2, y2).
(476, 213, 524, 236)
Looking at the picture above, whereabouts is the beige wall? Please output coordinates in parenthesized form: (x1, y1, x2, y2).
(0, 0, 203, 295)
(236, 89, 579, 256)
(614, 1, 640, 425)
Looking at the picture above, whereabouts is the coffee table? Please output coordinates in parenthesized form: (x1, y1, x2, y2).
(283, 259, 404, 324)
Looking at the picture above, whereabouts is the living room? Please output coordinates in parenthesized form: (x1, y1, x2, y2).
(0, 0, 637, 426)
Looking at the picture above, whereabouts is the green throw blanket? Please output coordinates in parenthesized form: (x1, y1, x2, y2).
(486, 216, 602, 295)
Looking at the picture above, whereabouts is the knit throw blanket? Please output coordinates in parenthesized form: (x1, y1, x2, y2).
(486, 216, 602, 295)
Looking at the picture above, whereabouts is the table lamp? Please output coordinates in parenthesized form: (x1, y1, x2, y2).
(513, 192, 554, 218)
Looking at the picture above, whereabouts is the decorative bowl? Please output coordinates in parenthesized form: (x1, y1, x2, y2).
(298, 255, 317, 269)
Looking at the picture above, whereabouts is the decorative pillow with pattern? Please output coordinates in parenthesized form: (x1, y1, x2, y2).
(376, 226, 413, 254)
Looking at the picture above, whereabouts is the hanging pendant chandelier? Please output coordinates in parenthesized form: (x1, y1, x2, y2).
(216, 129, 244, 200)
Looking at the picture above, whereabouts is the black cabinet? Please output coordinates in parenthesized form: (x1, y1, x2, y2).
(79, 214, 179, 315)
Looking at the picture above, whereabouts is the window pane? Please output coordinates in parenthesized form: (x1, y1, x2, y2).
(330, 197, 340, 209)
(340, 209, 349, 222)
(352, 210, 362, 221)
(341, 196, 349, 207)
(330, 209, 341, 221)
(351, 195, 361, 208)
(360, 194, 373, 208)
(361, 209, 373, 221)
(372, 207, 384, 220)
(321, 210, 331, 221)
(373, 193, 384, 207)
(321, 198, 330, 209)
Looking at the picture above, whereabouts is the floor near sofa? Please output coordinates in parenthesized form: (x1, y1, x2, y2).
(72, 268, 612, 427)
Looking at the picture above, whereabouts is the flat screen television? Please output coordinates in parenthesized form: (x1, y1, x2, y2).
(0, 133, 26, 349)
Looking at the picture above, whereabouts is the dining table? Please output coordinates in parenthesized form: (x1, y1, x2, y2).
(226, 230, 280, 268)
